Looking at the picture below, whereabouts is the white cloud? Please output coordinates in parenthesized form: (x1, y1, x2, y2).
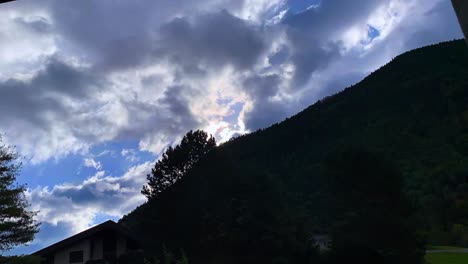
(26, 161, 152, 234)
(235, 0, 286, 22)
(121, 149, 139, 163)
(83, 158, 102, 170)
(0, 4, 56, 81)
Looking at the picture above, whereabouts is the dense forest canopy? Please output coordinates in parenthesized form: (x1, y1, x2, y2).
(121, 39, 468, 263)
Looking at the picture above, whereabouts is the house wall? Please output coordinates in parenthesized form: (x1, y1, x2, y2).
(116, 235, 127, 257)
(50, 235, 128, 264)
(92, 237, 103, 260)
(54, 239, 91, 264)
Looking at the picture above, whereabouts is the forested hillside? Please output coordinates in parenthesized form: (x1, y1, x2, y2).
(121, 39, 468, 263)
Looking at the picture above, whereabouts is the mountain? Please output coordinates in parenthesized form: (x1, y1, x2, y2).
(120, 39, 468, 263)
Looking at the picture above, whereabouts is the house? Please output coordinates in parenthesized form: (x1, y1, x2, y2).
(452, 0, 468, 44)
(32, 220, 140, 264)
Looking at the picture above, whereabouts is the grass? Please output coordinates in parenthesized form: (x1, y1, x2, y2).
(425, 252, 468, 264)
(427, 245, 467, 250)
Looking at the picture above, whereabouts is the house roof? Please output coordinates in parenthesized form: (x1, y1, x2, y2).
(32, 220, 139, 256)
(452, 0, 468, 44)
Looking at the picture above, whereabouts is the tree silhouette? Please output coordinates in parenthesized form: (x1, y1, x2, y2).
(323, 148, 424, 264)
(0, 136, 39, 251)
(142, 130, 216, 199)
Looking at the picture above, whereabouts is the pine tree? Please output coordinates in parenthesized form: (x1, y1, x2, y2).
(142, 130, 216, 199)
(0, 137, 39, 251)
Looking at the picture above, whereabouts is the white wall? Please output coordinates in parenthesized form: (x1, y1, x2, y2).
(92, 237, 103, 260)
(54, 239, 91, 264)
(116, 235, 127, 257)
(50, 235, 128, 264)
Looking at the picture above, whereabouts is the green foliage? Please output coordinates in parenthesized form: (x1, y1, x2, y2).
(121, 40, 468, 263)
(143, 256, 160, 264)
(117, 250, 146, 264)
(427, 246, 467, 250)
(0, 137, 39, 251)
(116, 248, 188, 264)
(425, 252, 468, 264)
(322, 148, 424, 264)
(161, 244, 173, 264)
(142, 130, 216, 199)
(175, 249, 189, 264)
(0, 255, 41, 264)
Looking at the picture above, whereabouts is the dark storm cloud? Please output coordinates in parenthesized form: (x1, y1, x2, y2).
(0, 58, 98, 127)
(244, 99, 290, 131)
(243, 74, 281, 98)
(47, 0, 247, 71)
(0, 47, 202, 157)
(159, 85, 201, 130)
(289, 33, 341, 86)
(34, 60, 99, 98)
(241, 74, 289, 130)
(115, 84, 202, 143)
(157, 10, 267, 71)
(53, 179, 122, 205)
(48, 0, 161, 70)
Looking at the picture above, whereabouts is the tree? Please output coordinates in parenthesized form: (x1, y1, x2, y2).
(0, 255, 41, 264)
(322, 148, 424, 264)
(142, 130, 216, 199)
(0, 137, 39, 251)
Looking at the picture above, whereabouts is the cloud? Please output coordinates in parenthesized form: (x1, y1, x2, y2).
(121, 149, 139, 163)
(0, 0, 462, 164)
(156, 10, 267, 71)
(240, 74, 289, 130)
(0, 56, 203, 161)
(0, 2, 56, 81)
(27, 161, 152, 233)
(83, 158, 102, 171)
(45, 0, 257, 72)
(0, 58, 101, 163)
(14, 15, 52, 34)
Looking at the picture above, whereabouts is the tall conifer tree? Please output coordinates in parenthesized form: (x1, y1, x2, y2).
(142, 130, 216, 199)
(0, 137, 39, 251)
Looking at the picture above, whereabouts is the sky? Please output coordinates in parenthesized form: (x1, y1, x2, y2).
(0, 0, 463, 255)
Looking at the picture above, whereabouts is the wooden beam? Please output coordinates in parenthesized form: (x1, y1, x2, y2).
(452, 0, 468, 45)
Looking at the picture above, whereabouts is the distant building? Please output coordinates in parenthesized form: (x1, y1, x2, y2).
(32, 220, 140, 264)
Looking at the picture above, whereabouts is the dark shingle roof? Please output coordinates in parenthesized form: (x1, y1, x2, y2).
(32, 220, 138, 256)
(452, 0, 468, 44)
